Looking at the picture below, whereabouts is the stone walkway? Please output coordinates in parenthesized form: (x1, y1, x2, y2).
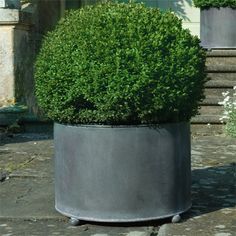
(0, 132, 235, 236)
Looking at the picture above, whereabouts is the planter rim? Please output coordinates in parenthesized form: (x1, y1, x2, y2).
(55, 121, 189, 129)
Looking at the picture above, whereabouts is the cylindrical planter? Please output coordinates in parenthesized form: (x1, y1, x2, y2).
(201, 7, 236, 49)
(54, 122, 191, 223)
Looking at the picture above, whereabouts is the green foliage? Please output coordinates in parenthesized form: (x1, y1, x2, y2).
(219, 88, 236, 137)
(193, 0, 236, 8)
(35, 1, 207, 125)
(226, 117, 236, 137)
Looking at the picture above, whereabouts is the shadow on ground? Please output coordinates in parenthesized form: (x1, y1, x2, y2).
(181, 164, 236, 221)
(0, 132, 52, 146)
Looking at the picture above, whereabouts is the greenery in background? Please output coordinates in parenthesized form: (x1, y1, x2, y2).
(35, 1, 207, 125)
(193, 0, 236, 8)
(219, 87, 236, 137)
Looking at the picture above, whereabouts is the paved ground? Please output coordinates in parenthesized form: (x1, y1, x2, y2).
(0, 132, 235, 236)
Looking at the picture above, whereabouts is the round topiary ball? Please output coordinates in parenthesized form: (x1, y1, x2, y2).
(35, 2, 207, 125)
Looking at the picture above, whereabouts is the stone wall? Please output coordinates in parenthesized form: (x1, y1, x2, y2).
(0, 3, 35, 124)
(14, 25, 36, 113)
(0, 25, 15, 105)
(0, 8, 32, 106)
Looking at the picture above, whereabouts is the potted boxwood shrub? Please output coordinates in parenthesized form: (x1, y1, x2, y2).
(193, 0, 236, 48)
(35, 1, 207, 225)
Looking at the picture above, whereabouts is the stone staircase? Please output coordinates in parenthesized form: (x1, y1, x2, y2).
(191, 50, 236, 135)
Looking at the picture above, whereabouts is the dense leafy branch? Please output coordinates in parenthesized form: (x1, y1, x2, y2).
(193, 0, 236, 8)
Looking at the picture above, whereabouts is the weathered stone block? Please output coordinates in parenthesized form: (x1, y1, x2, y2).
(0, 8, 19, 22)
(0, 8, 35, 125)
(0, 25, 14, 103)
(0, 0, 7, 8)
(0, 8, 32, 24)
(0, 24, 36, 108)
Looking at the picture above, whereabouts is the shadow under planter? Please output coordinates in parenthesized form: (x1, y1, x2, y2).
(201, 7, 236, 49)
(54, 122, 191, 224)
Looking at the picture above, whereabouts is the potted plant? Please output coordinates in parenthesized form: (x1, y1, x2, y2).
(193, 0, 236, 49)
(35, 1, 207, 225)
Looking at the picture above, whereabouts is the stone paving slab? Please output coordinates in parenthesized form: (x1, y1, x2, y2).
(158, 210, 236, 236)
(0, 220, 157, 236)
(0, 177, 62, 219)
(0, 133, 235, 236)
(0, 133, 53, 177)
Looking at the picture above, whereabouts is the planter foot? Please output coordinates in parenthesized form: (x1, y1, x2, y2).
(69, 217, 81, 226)
(171, 214, 181, 223)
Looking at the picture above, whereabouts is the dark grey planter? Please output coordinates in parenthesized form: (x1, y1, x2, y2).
(54, 122, 191, 223)
(201, 7, 236, 49)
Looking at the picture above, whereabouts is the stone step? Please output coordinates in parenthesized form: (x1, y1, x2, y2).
(198, 105, 224, 116)
(190, 123, 224, 136)
(201, 91, 233, 105)
(191, 115, 222, 124)
(207, 72, 236, 83)
(205, 78, 235, 88)
(199, 50, 236, 129)
(206, 49, 236, 57)
(204, 88, 234, 98)
(206, 50, 236, 74)
(206, 57, 236, 66)
(206, 65, 236, 72)
(200, 96, 222, 105)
